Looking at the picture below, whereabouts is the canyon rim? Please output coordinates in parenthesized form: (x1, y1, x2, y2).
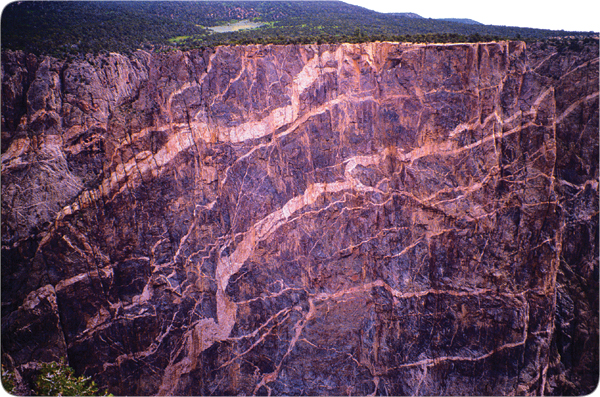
(1, 40, 599, 395)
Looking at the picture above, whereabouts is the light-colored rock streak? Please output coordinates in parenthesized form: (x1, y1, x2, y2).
(218, 93, 367, 189)
(157, 153, 387, 394)
(54, 44, 348, 222)
(555, 91, 599, 124)
(557, 57, 599, 81)
(55, 102, 293, 220)
(194, 139, 517, 383)
(203, 94, 552, 358)
(54, 40, 541, 225)
(393, 337, 527, 369)
(217, 306, 295, 368)
(26, 42, 569, 394)
(216, 151, 384, 291)
(1, 138, 30, 170)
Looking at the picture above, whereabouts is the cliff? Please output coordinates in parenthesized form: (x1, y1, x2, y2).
(1, 41, 598, 395)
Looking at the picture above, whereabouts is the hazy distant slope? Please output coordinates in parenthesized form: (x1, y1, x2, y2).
(439, 18, 483, 25)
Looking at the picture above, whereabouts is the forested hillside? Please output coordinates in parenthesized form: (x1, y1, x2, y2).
(1, 1, 597, 57)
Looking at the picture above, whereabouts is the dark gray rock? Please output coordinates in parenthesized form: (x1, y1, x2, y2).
(1, 41, 598, 395)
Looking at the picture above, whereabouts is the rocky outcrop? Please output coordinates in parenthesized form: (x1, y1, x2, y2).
(1, 41, 598, 395)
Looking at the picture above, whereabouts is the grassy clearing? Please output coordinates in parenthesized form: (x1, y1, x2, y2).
(208, 19, 266, 33)
(168, 35, 191, 43)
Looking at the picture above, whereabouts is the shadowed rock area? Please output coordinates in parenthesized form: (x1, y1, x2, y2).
(1, 41, 598, 395)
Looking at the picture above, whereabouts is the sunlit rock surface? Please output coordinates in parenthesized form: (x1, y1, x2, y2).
(1, 41, 598, 395)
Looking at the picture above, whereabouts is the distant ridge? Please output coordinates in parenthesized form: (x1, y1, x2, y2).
(439, 18, 483, 25)
(388, 12, 423, 19)
(389, 14, 482, 25)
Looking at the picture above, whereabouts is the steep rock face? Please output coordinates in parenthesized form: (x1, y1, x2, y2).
(1, 42, 598, 395)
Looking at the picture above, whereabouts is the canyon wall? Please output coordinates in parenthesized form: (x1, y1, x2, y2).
(1, 41, 598, 395)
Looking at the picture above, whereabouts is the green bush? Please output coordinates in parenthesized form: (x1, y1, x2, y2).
(35, 358, 109, 396)
(1, 364, 16, 393)
(2, 359, 110, 396)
